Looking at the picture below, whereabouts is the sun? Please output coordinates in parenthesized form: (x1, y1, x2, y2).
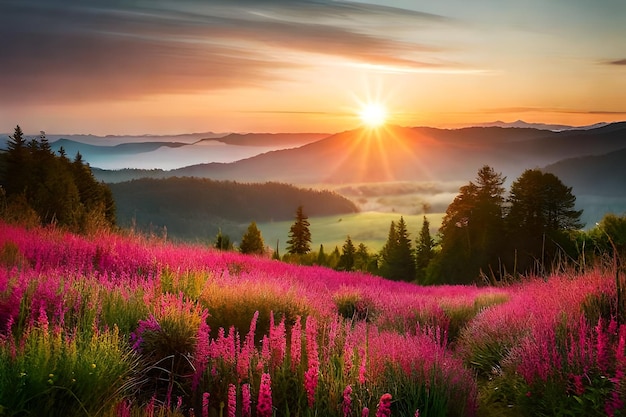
(359, 103, 387, 128)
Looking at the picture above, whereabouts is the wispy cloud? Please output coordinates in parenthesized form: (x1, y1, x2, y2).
(482, 107, 626, 116)
(607, 59, 626, 66)
(0, 0, 455, 105)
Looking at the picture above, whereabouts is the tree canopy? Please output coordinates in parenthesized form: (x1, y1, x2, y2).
(286, 205, 312, 255)
(0, 125, 116, 233)
(239, 222, 266, 255)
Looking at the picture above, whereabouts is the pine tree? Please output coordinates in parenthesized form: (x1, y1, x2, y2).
(436, 165, 506, 284)
(316, 244, 327, 266)
(3, 125, 29, 195)
(240, 221, 266, 255)
(338, 236, 356, 271)
(379, 217, 416, 281)
(214, 229, 233, 251)
(415, 216, 435, 283)
(286, 205, 312, 255)
(506, 169, 583, 274)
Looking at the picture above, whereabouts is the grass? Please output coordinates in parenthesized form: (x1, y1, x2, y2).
(257, 211, 445, 253)
(1, 221, 625, 416)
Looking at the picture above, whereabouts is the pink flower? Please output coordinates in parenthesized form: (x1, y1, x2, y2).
(414, 409, 420, 417)
(269, 312, 287, 368)
(376, 393, 392, 417)
(242, 383, 252, 417)
(228, 384, 236, 417)
(202, 392, 210, 417)
(257, 373, 273, 417)
(305, 316, 319, 408)
(290, 315, 302, 371)
(192, 315, 211, 390)
(362, 407, 369, 417)
(342, 385, 352, 417)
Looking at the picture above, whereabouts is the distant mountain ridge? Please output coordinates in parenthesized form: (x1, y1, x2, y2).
(92, 122, 626, 184)
(472, 120, 609, 131)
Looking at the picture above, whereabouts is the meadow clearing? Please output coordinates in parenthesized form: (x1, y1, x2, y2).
(0, 221, 624, 416)
(257, 212, 445, 253)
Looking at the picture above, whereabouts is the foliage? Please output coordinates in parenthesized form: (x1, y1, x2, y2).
(110, 178, 358, 241)
(434, 165, 506, 284)
(415, 216, 435, 284)
(506, 169, 583, 275)
(2, 221, 626, 416)
(214, 229, 234, 251)
(286, 205, 312, 255)
(0, 126, 115, 233)
(239, 222, 266, 255)
(337, 236, 356, 271)
(379, 217, 416, 281)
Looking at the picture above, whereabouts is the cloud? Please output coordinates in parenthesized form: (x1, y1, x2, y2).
(482, 107, 626, 116)
(0, 0, 453, 105)
(607, 59, 626, 66)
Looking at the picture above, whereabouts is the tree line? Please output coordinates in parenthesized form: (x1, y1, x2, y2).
(226, 165, 624, 285)
(0, 125, 116, 233)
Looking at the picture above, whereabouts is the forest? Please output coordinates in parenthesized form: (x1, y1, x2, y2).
(2, 125, 625, 286)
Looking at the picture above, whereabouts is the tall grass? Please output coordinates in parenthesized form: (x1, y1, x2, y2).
(1, 221, 625, 416)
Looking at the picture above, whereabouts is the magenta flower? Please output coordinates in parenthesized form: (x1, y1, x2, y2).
(192, 316, 211, 390)
(290, 315, 302, 371)
(202, 392, 210, 417)
(342, 385, 352, 417)
(376, 393, 392, 417)
(305, 316, 319, 408)
(257, 373, 273, 417)
(228, 384, 236, 417)
(362, 407, 369, 417)
(242, 383, 252, 417)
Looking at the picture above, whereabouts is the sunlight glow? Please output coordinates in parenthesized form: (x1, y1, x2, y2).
(359, 103, 388, 128)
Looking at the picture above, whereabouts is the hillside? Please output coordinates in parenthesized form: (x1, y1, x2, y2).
(93, 122, 626, 185)
(1, 221, 623, 416)
(110, 177, 358, 241)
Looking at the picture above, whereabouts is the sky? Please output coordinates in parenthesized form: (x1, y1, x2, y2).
(1, 0, 625, 135)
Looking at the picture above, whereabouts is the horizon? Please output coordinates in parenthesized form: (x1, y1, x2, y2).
(1, 1, 626, 136)
(5, 118, 623, 138)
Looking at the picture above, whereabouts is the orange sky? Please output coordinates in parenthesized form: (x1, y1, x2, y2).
(1, 0, 625, 135)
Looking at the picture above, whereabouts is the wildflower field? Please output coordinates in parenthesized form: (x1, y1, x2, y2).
(0, 221, 624, 416)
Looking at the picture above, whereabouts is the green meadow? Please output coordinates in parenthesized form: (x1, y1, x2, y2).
(256, 211, 445, 253)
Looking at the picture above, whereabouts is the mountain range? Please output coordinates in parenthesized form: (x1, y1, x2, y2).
(87, 121, 626, 228)
(92, 122, 626, 185)
(2, 121, 624, 227)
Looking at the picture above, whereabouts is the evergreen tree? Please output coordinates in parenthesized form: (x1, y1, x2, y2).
(415, 216, 435, 283)
(355, 243, 371, 272)
(435, 166, 506, 284)
(286, 205, 312, 255)
(239, 221, 265, 255)
(379, 217, 416, 281)
(337, 235, 356, 271)
(316, 244, 327, 266)
(272, 240, 281, 260)
(380, 221, 397, 278)
(3, 125, 29, 195)
(1, 127, 117, 231)
(214, 229, 233, 251)
(506, 169, 583, 274)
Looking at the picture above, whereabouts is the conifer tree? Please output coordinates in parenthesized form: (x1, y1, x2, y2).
(286, 205, 312, 255)
(435, 165, 506, 284)
(3, 125, 29, 195)
(316, 244, 327, 266)
(380, 217, 416, 281)
(239, 221, 265, 255)
(214, 229, 233, 251)
(415, 216, 435, 283)
(338, 235, 356, 271)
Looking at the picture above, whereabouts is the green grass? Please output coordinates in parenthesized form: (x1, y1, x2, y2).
(257, 212, 444, 253)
